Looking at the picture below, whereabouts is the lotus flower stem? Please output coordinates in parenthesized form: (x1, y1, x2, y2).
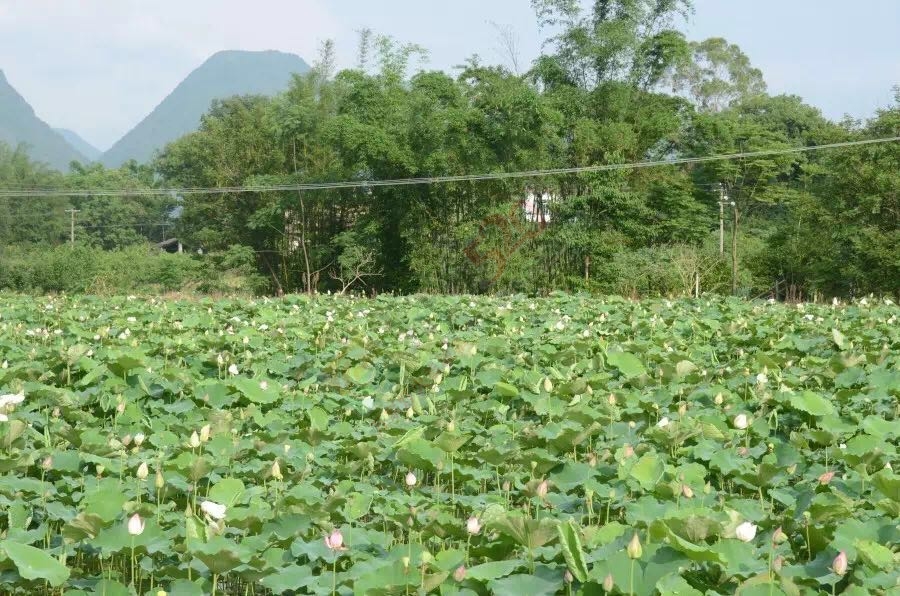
(629, 558, 635, 596)
(332, 558, 337, 596)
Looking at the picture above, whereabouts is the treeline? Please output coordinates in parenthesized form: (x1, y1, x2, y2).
(1, 0, 898, 298)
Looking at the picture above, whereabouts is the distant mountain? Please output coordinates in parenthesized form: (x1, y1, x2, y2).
(54, 128, 101, 161)
(0, 69, 87, 171)
(101, 50, 310, 168)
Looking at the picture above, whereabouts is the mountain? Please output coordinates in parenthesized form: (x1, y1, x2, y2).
(54, 128, 102, 161)
(0, 69, 87, 170)
(101, 50, 309, 168)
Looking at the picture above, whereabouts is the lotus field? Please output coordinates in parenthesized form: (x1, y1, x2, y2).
(0, 293, 898, 596)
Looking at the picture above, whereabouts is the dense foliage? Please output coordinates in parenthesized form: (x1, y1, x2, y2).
(0, 293, 897, 594)
(1, 1, 898, 298)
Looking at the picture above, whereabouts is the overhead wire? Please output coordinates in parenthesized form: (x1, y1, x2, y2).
(0, 136, 896, 199)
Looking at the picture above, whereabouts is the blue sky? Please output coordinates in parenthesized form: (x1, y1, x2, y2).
(1, 0, 897, 149)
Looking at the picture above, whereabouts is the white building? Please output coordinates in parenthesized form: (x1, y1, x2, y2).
(523, 190, 554, 224)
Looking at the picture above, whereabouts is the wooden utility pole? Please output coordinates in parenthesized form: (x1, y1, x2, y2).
(65, 209, 79, 245)
(718, 184, 726, 255)
(731, 203, 739, 295)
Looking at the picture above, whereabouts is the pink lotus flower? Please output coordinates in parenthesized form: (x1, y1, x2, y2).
(325, 529, 345, 551)
(819, 470, 835, 485)
(832, 551, 848, 576)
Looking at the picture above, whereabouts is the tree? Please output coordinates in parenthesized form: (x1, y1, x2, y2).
(669, 37, 766, 111)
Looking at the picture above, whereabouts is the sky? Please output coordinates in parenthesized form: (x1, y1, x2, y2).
(1, 0, 897, 151)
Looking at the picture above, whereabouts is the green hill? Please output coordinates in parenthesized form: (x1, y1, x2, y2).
(100, 50, 309, 168)
(0, 69, 87, 171)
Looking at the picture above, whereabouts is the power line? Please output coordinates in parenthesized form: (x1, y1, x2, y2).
(1, 136, 897, 199)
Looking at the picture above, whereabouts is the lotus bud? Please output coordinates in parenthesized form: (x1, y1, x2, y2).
(628, 421, 636, 428)
(405, 472, 417, 487)
(199, 424, 211, 443)
(127, 513, 145, 536)
(733, 414, 749, 430)
(681, 484, 694, 498)
(714, 393, 724, 405)
(402, 556, 411, 570)
(96, 464, 105, 477)
(122, 434, 133, 447)
(133, 432, 145, 447)
(832, 551, 848, 576)
(406, 407, 414, 419)
(447, 420, 455, 432)
(52, 407, 60, 418)
(136, 462, 149, 480)
(773, 555, 784, 571)
(41, 456, 53, 471)
(306, 452, 315, 462)
(773, 526, 787, 544)
(502, 481, 510, 492)
(678, 402, 687, 416)
(116, 400, 126, 414)
(564, 569, 573, 583)
(453, 565, 466, 582)
(380, 409, 390, 422)
(603, 573, 615, 591)
(627, 533, 642, 559)
(735, 522, 757, 542)
(189, 431, 201, 448)
(157, 591, 167, 596)
(543, 378, 553, 392)
(155, 469, 164, 489)
(623, 444, 635, 458)
(787, 464, 797, 475)
(536, 479, 549, 499)
(271, 460, 283, 481)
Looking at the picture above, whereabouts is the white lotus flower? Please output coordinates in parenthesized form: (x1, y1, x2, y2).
(466, 517, 481, 535)
(735, 522, 757, 542)
(361, 396, 375, 410)
(127, 513, 145, 536)
(755, 373, 768, 385)
(656, 417, 671, 428)
(227, 364, 239, 376)
(200, 500, 227, 520)
(733, 414, 749, 430)
(0, 393, 25, 409)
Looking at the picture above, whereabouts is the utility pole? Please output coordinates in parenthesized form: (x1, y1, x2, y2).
(65, 209, 79, 246)
(731, 201, 739, 295)
(718, 183, 726, 255)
